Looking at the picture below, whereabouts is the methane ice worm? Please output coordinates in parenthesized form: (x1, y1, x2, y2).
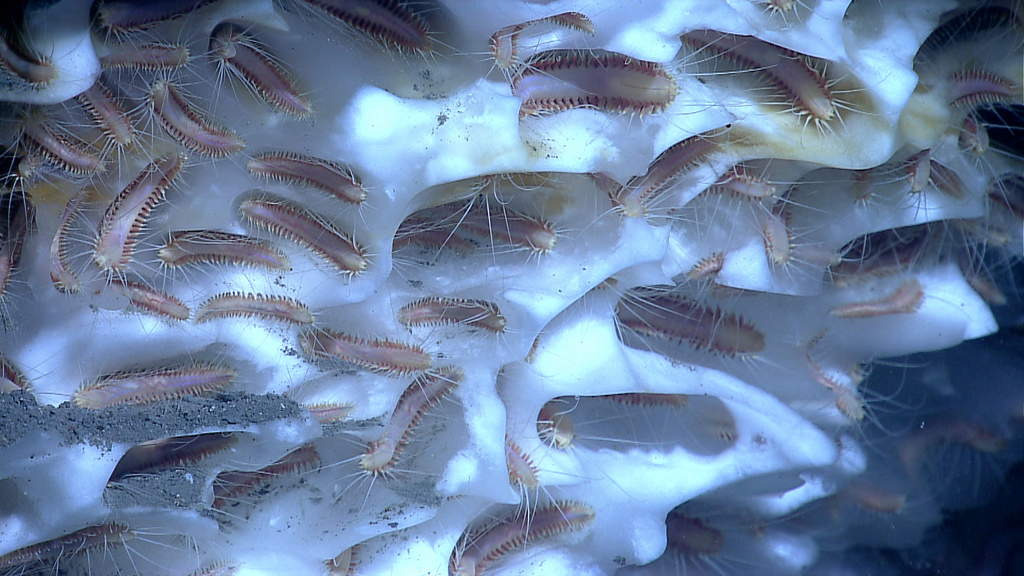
(489, 12, 595, 77)
(326, 545, 359, 576)
(0, 523, 134, 572)
(917, 1, 1024, 57)
(0, 33, 55, 86)
(186, 562, 240, 576)
(901, 150, 931, 193)
(840, 480, 907, 514)
(239, 193, 367, 275)
(958, 253, 1008, 306)
(50, 191, 90, 293)
(194, 292, 314, 325)
(247, 151, 366, 204)
(1, 354, 30, 393)
(73, 362, 237, 409)
(512, 49, 678, 118)
(92, 153, 183, 272)
(927, 159, 967, 199)
(611, 131, 722, 217)
(210, 23, 314, 118)
(460, 202, 558, 253)
(602, 393, 691, 408)
(397, 297, 507, 333)
(958, 114, 990, 156)
(100, 42, 191, 70)
(149, 79, 246, 157)
(805, 332, 866, 422)
(107, 432, 239, 483)
(359, 366, 462, 476)
(681, 29, 837, 126)
(988, 174, 1024, 219)
(295, 0, 433, 53)
(305, 402, 354, 423)
(77, 80, 134, 150)
(948, 68, 1022, 109)
(829, 225, 931, 286)
(95, 0, 220, 34)
(615, 288, 766, 357)
(19, 111, 106, 176)
(707, 164, 778, 201)
(686, 252, 726, 281)
(665, 512, 725, 558)
(392, 227, 476, 256)
(762, 211, 792, 266)
(537, 400, 575, 450)
(449, 500, 595, 576)
(211, 443, 321, 509)
(158, 229, 291, 271)
(0, 192, 34, 301)
(829, 278, 924, 319)
(504, 435, 540, 490)
(898, 418, 1007, 480)
(299, 328, 432, 375)
(108, 278, 191, 321)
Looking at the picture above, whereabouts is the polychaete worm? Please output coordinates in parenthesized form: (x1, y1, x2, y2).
(211, 443, 321, 509)
(305, 402, 354, 423)
(77, 79, 134, 150)
(74, 361, 237, 409)
(326, 545, 359, 576)
(948, 67, 1022, 109)
(898, 418, 1006, 480)
(19, 110, 106, 176)
(707, 163, 777, 200)
(299, 327, 432, 375)
(397, 297, 507, 333)
(108, 432, 239, 483)
(0, 191, 34, 301)
(100, 42, 191, 70)
(95, 0, 220, 34)
(840, 480, 907, 514)
(1, 354, 30, 393)
(610, 130, 722, 217)
(109, 277, 191, 321)
(616, 287, 766, 357)
(50, 191, 90, 293)
(665, 511, 724, 558)
(93, 152, 183, 272)
(0, 523, 134, 571)
(512, 49, 678, 118)
(829, 278, 924, 318)
(195, 292, 313, 325)
(461, 201, 557, 253)
(149, 79, 246, 157)
(210, 22, 313, 118)
(686, 252, 725, 282)
(505, 435, 539, 490)
(239, 193, 367, 275)
(0, 33, 55, 86)
(247, 151, 366, 204)
(158, 229, 291, 271)
(359, 366, 462, 476)
(449, 500, 595, 576)
(682, 29, 838, 127)
(295, 0, 433, 53)
(185, 562, 240, 576)
(537, 400, 575, 450)
(490, 12, 594, 77)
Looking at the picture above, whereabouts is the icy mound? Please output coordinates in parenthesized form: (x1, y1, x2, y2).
(1, 1, 1022, 575)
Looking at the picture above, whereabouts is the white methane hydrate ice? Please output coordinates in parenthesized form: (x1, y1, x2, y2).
(0, 0, 1022, 575)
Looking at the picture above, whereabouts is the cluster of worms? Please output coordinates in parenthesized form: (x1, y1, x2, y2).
(1, 1, 1023, 576)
